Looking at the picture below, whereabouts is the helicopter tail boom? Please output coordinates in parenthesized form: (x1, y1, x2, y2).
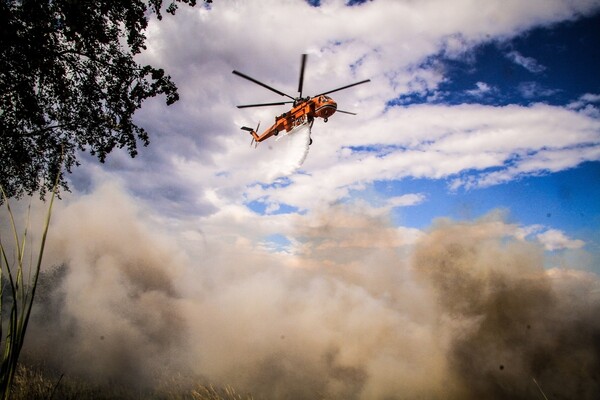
(241, 125, 260, 147)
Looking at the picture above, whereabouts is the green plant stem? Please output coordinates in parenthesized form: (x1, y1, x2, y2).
(0, 176, 58, 399)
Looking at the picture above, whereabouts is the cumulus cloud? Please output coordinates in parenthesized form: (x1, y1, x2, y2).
(232, 102, 600, 207)
(506, 50, 546, 73)
(537, 228, 586, 251)
(517, 81, 560, 99)
(58, 0, 600, 220)
(567, 93, 600, 117)
(466, 81, 494, 97)
(385, 193, 426, 208)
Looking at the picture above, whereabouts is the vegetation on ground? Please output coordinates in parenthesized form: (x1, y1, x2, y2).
(10, 364, 254, 400)
(0, 183, 57, 399)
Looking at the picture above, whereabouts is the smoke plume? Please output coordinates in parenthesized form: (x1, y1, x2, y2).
(413, 217, 600, 399)
(13, 184, 600, 399)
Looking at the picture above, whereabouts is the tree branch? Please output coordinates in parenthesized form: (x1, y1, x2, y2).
(20, 124, 77, 138)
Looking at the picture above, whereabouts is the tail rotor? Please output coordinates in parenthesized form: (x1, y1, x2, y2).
(241, 121, 260, 147)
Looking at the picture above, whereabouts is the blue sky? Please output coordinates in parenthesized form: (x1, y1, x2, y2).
(389, 11, 599, 260)
(371, 11, 600, 260)
(404, 14, 600, 107)
(60, 0, 600, 271)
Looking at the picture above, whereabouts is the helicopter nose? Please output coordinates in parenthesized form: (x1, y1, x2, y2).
(316, 100, 337, 119)
(325, 102, 337, 117)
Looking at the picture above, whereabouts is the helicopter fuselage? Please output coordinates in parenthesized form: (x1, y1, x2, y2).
(252, 95, 337, 143)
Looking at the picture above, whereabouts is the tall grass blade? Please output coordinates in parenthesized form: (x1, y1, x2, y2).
(0, 176, 58, 400)
(533, 377, 549, 400)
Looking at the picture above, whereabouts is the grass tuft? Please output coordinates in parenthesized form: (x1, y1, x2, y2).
(191, 384, 254, 400)
(0, 180, 57, 400)
(9, 363, 255, 400)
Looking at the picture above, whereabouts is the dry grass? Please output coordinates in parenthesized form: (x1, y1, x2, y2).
(191, 385, 254, 400)
(1, 183, 57, 399)
(10, 364, 254, 400)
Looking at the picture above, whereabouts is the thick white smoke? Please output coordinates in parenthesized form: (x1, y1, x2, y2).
(12, 183, 600, 399)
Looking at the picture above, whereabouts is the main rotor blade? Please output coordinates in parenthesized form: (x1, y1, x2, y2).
(232, 70, 295, 100)
(298, 54, 308, 98)
(237, 101, 294, 109)
(336, 110, 357, 115)
(315, 79, 371, 97)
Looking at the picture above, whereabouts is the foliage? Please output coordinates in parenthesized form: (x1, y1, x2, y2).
(10, 364, 254, 400)
(0, 183, 57, 399)
(0, 0, 211, 200)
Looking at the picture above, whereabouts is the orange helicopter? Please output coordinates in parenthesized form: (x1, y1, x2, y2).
(233, 54, 370, 146)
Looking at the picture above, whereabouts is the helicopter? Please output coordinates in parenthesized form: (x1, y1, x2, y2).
(233, 54, 370, 147)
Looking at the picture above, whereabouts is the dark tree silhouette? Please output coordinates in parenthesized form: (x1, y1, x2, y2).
(0, 0, 211, 199)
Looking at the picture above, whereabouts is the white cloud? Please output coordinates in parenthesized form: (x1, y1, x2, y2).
(581, 93, 600, 103)
(466, 81, 494, 97)
(517, 81, 559, 98)
(61, 0, 600, 235)
(537, 229, 586, 251)
(567, 93, 600, 117)
(157, 99, 600, 216)
(509, 224, 586, 252)
(386, 193, 426, 208)
(506, 50, 546, 73)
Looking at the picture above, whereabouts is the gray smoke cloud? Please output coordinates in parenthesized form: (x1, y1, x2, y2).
(413, 218, 600, 399)
(23, 185, 190, 387)
(15, 184, 600, 399)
